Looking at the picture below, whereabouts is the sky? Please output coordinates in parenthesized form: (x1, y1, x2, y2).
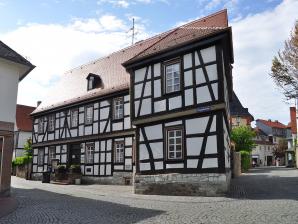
(0, 0, 297, 125)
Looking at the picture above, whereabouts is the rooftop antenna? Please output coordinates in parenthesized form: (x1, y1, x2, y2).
(131, 18, 135, 45)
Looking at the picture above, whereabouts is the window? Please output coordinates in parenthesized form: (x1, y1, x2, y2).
(166, 127, 183, 160)
(164, 62, 180, 93)
(113, 97, 124, 120)
(48, 146, 56, 164)
(48, 115, 55, 132)
(37, 148, 44, 165)
(85, 106, 93, 125)
(87, 76, 94, 91)
(85, 143, 94, 164)
(114, 141, 124, 163)
(71, 109, 78, 127)
(38, 118, 44, 134)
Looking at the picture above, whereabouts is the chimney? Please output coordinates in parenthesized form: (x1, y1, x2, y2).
(37, 101, 42, 107)
(290, 107, 297, 134)
(268, 119, 271, 122)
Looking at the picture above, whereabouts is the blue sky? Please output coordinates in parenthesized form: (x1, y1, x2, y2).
(0, 0, 297, 124)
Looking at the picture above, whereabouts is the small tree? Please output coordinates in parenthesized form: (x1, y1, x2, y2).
(273, 138, 288, 158)
(23, 138, 32, 158)
(270, 20, 298, 99)
(231, 126, 256, 152)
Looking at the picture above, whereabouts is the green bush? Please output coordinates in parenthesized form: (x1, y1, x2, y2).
(12, 156, 32, 167)
(240, 151, 250, 172)
(69, 164, 81, 174)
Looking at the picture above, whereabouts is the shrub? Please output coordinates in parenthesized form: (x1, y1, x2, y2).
(57, 165, 66, 174)
(12, 156, 32, 167)
(240, 151, 250, 172)
(69, 164, 81, 174)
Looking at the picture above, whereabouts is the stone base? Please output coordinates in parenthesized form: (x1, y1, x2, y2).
(31, 173, 42, 181)
(82, 172, 133, 185)
(134, 172, 231, 196)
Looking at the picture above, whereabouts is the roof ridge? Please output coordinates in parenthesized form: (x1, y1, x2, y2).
(65, 9, 227, 74)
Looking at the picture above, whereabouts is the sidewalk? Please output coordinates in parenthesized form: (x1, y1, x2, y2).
(0, 195, 17, 218)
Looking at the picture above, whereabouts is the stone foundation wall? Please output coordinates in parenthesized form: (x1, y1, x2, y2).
(134, 172, 231, 196)
(82, 172, 133, 185)
(31, 173, 42, 181)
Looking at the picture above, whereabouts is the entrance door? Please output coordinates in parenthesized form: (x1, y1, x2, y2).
(267, 156, 273, 166)
(69, 144, 81, 165)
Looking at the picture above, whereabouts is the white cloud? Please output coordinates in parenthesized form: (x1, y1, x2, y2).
(231, 0, 298, 124)
(97, 0, 130, 8)
(0, 14, 151, 107)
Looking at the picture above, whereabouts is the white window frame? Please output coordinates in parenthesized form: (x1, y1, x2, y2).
(38, 118, 44, 134)
(166, 127, 183, 160)
(113, 97, 124, 120)
(114, 141, 124, 163)
(85, 106, 93, 125)
(71, 109, 78, 127)
(48, 115, 55, 132)
(164, 61, 181, 94)
(37, 148, 44, 165)
(85, 143, 94, 164)
(48, 146, 56, 164)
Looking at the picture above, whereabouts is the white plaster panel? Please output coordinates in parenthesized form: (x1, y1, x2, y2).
(33, 148, 38, 155)
(94, 109, 99, 121)
(100, 141, 105, 151)
(114, 165, 124, 170)
(94, 165, 99, 175)
(206, 64, 218, 81)
(139, 144, 149, 160)
(154, 63, 161, 77)
(100, 121, 106, 133)
(134, 83, 142, 99)
(37, 166, 43, 172)
(106, 164, 111, 175)
(61, 154, 67, 163)
(124, 103, 130, 115)
(202, 158, 218, 168)
(95, 141, 99, 152)
(187, 137, 203, 156)
(211, 115, 217, 132)
(112, 122, 122, 131)
(169, 96, 182, 110)
(94, 153, 99, 163)
(212, 83, 218, 100)
(100, 153, 105, 162)
(154, 79, 161, 98)
(126, 147, 132, 156)
(184, 70, 193, 87)
(85, 126, 92, 135)
(33, 156, 37, 163)
(106, 140, 112, 151)
(79, 125, 84, 136)
(185, 116, 209, 134)
(100, 165, 105, 175)
(154, 100, 166, 113)
(93, 123, 98, 134)
(70, 129, 77, 137)
(94, 103, 99, 109)
(48, 133, 54, 141)
(183, 53, 192, 69)
(196, 86, 211, 104)
(124, 117, 131, 129)
(154, 161, 163, 170)
(100, 107, 109, 120)
(145, 124, 163, 140)
(187, 159, 198, 168)
(140, 163, 151, 171)
(55, 120, 59, 129)
(144, 82, 151, 97)
(205, 135, 217, 154)
(56, 146, 61, 153)
(80, 143, 85, 153)
(124, 95, 129, 101)
(79, 113, 84, 124)
(135, 100, 140, 116)
(184, 89, 194, 106)
(149, 142, 163, 159)
(106, 153, 111, 163)
(33, 165, 37, 172)
(125, 158, 132, 166)
(79, 107, 84, 112)
(140, 98, 151, 115)
(195, 68, 206, 84)
(100, 100, 109, 107)
(165, 120, 182, 126)
(200, 46, 216, 63)
(139, 131, 144, 142)
(166, 163, 184, 169)
(125, 137, 132, 145)
(194, 51, 200, 66)
(134, 67, 146, 83)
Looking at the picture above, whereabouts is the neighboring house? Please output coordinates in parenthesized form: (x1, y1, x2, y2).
(13, 104, 36, 158)
(230, 91, 254, 128)
(0, 41, 35, 195)
(31, 10, 233, 196)
(285, 107, 297, 167)
(252, 127, 275, 166)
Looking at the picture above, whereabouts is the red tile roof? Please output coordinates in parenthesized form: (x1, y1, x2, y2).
(32, 9, 229, 114)
(16, 104, 36, 132)
(256, 119, 287, 129)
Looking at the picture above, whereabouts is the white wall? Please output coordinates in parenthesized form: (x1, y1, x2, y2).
(16, 131, 31, 149)
(0, 59, 22, 123)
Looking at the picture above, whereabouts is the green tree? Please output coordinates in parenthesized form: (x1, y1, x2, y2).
(273, 138, 288, 158)
(231, 126, 256, 152)
(23, 138, 32, 158)
(270, 20, 298, 99)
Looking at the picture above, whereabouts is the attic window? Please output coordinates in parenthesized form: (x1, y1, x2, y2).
(86, 73, 102, 91)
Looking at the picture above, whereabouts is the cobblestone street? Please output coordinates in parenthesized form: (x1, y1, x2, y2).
(1, 167, 298, 224)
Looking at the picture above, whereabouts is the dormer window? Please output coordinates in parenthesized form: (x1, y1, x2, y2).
(86, 73, 102, 91)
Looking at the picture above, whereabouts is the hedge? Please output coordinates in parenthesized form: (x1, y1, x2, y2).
(12, 156, 32, 167)
(240, 151, 250, 172)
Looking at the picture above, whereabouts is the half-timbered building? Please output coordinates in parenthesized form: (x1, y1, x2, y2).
(31, 9, 233, 195)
